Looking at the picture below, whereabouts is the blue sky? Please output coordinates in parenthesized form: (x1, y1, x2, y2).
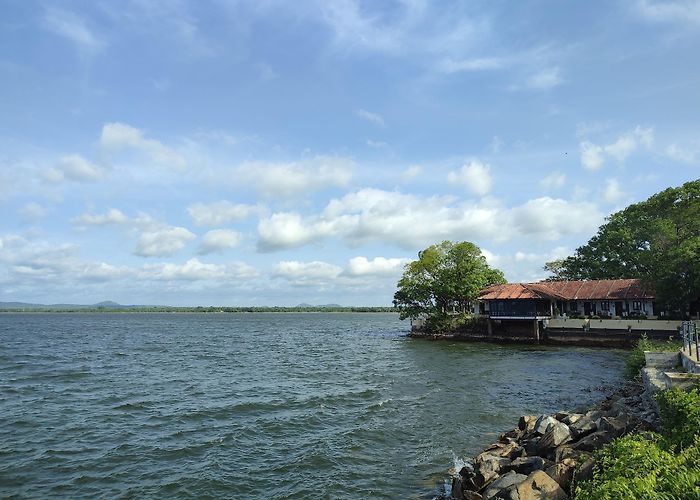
(1, 0, 699, 306)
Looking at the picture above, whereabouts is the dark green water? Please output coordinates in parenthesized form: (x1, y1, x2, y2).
(0, 313, 626, 498)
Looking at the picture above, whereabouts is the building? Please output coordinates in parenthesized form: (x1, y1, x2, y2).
(478, 279, 655, 319)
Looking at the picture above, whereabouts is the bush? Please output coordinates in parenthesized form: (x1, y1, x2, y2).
(575, 387, 700, 499)
(656, 387, 700, 450)
(624, 335, 682, 379)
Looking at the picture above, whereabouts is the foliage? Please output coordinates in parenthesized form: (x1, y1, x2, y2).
(576, 387, 700, 499)
(543, 180, 700, 315)
(393, 241, 506, 325)
(624, 335, 682, 379)
(656, 387, 700, 450)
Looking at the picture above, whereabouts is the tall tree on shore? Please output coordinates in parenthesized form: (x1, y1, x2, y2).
(544, 180, 700, 314)
(393, 241, 506, 324)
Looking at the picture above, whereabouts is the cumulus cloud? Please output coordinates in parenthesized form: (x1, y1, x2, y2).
(603, 178, 626, 203)
(19, 202, 49, 223)
(666, 143, 697, 164)
(187, 201, 259, 226)
(100, 122, 187, 170)
(355, 109, 385, 127)
(447, 160, 493, 195)
(580, 126, 654, 170)
(345, 256, 409, 276)
(44, 154, 105, 183)
(257, 188, 602, 251)
(73, 208, 128, 226)
(272, 260, 343, 286)
(233, 156, 353, 198)
(539, 171, 566, 189)
(198, 229, 242, 254)
(134, 226, 196, 257)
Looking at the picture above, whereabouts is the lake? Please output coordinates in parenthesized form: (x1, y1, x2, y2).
(0, 313, 626, 498)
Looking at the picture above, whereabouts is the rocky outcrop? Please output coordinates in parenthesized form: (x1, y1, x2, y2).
(443, 382, 659, 499)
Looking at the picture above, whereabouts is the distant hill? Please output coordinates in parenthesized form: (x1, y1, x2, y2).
(0, 301, 135, 309)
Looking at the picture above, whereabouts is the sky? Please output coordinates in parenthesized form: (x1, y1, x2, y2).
(1, 0, 699, 306)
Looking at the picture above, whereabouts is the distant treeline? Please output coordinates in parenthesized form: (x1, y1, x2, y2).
(0, 306, 397, 314)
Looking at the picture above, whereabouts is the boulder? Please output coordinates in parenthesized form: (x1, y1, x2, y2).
(573, 430, 615, 452)
(501, 456, 549, 476)
(474, 453, 512, 487)
(561, 413, 584, 426)
(538, 421, 572, 453)
(519, 415, 538, 432)
(545, 458, 576, 491)
(515, 470, 568, 500)
(523, 436, 542, 456)
(568, 416, 596, 440)
(596, 416, 626, 438)
(534, 415, 558, 436)
(500, 429, 524, 442)
(553, 445, 585, 463)
(574, 457, 595, 484)
(482, 471, 527, 500)
(484, 441, 525, 460)
(452, 476, 466, 500)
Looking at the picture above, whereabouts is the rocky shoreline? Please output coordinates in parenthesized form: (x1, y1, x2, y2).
(442, 380, 659, 499)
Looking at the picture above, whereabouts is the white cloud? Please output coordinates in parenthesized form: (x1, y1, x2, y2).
(666, 143, 697, 164)
(44, 154, 105, 183)
(187, 201, 259, 226)
(540, 171, 566, 190)
(436, 57, 505, 74)
(198, 229, 242, 254)
(273, 260, 343, 286)
(134, 226, 196, 257)
(345, 256, 409, 276)
(580, 126, 654, 169)
(401, 165, 422, 182)
(140, 258, 223, 281)
(635, 0, 700, 25)
(43, 8, 104, 52)
(580, 141, 605, 170)
(257, 188, 602, 251)
(73, 209, 128, 226)
(447, 160, 493, 196)
(234, 156, 353, 198)
(355, 109, 385, 127)
(100, 122, 187, 170)
(19, 202, 49, 222)
(526, 67, 563, 90)
(603, 178, 626, 204)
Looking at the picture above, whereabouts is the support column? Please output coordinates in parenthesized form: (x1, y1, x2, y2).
(533, 319, 540, 343)
(487, 318, 493, 337)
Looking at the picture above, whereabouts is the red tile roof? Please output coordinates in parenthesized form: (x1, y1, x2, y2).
(479, 279, 654, 301)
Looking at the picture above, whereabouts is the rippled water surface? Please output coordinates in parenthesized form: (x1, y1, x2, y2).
(0, 313, 626, 498)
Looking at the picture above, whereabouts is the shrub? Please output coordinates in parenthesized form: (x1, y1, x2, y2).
(624, 335, 682, 379)
(656, 387, 700, 450)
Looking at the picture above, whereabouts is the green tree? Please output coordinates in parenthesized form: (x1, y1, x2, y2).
(393, 241, 506, 325)
(543, 179, 700, 314)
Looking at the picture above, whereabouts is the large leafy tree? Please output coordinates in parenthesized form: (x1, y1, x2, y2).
(544, 180, 700, 314)
(393, 241, 506, 321)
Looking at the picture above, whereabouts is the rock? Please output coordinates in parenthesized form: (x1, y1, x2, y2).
(538, 421, 572, 453)
(519, 415, 538, 432)
(574, 457, 595, 484)
(596, 416, 626, 438)
(452, 476, 466, 500)
(500, 429, 524, 442)
(474, 453, 512, 488)
(523, 436, 542, 456)
(484, 441, 525, 460)
(585, 410, 604, 422)
(515, 470, 568, 500)
(568, 416, 596, 440)
(553, 445, 585, 463)
(465, 492, 484, 500)
(573, 430, 615, 452)
(482, 471, 528, 500)
(545, 458, 576, 491)
(501, 456, 549, 475)
(562, 413, 584, 426)
(534, 415, 558, 436)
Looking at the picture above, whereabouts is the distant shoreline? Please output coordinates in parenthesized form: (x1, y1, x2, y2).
(0, 306, 397, 314)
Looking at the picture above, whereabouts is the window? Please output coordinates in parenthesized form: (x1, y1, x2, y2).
(601, 301, 610, 311)
(569, 301, 577, 311)
(633, 301, 642, 310)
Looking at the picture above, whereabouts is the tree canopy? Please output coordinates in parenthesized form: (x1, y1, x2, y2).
(544, 179, 700, 314)
(393, 241, 506, 323)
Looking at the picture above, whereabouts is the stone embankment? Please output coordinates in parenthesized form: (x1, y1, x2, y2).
(445, 382, 659, 500)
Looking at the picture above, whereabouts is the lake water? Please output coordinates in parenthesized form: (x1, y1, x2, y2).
(0, 313, 626, 498)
